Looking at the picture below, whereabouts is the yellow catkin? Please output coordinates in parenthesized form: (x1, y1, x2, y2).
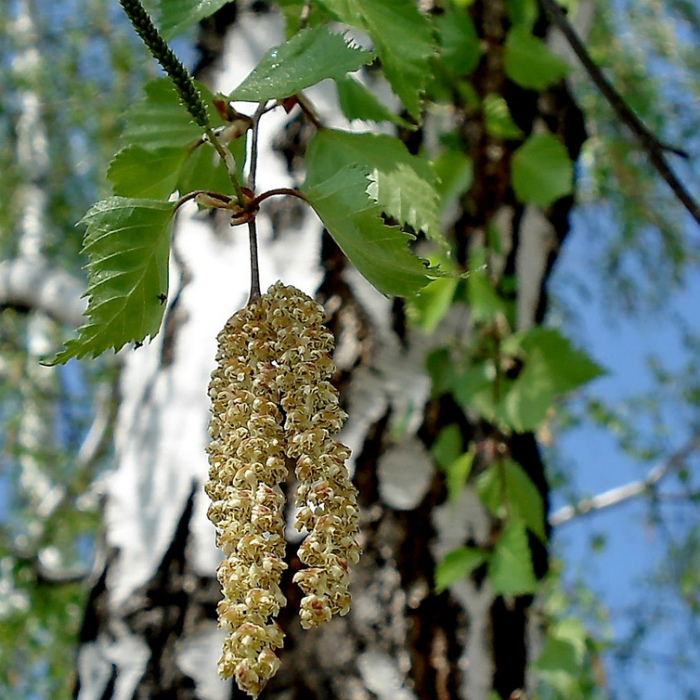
(205, 282, 360, 697)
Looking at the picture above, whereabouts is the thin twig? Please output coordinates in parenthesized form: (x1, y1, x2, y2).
(249, 101, 271, 192)
(537, 0, 700, 229)
(550, 430, 700, 526)
(247, 218, 261, 304)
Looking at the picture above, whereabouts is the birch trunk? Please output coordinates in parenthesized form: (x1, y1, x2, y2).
(73, 3, 588, 699)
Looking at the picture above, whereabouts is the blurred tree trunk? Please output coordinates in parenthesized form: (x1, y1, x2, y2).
(73, 2, 587, 699)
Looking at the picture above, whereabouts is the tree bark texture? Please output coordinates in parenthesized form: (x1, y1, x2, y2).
(73, 3, 588, 700)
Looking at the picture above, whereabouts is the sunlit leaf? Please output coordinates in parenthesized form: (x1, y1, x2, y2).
(301, 165, 433, 297)
(488, 519, 538, 595)
(319, 0, 435, 120)
(158, 0, 232, 39)
(306, 129, 443, 244)
(229, 26, 373, 102)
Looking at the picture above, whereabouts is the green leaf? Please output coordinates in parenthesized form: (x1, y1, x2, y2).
(335, 75, 412, 127)
(532, 620, 587, 692)
(483, 94, 523, 139)
(406, 274, 459, 333)
(501, 328, 605, 431)
(108, 146, 185, 199)
(302, 166, 433, 297)
(511, 133, 573, 207)
(488, 519, 538, 595)
(121, 79, 212, 151)
(229, 26, 373, 102)
(446, 448, 475, 501)
(468, 269, 508, 322)
(49, 198, 175, 364)
(307, 129, 443, 243)
(426, 348, 457, 396)
(432, 148, 473, 212)
(157, 0, 232, 39)
(319, 0, 435, 120)
(435, 546, 486, 593)
(476, 460, 546, 542)
(507, 0, 537, 28)
(177, 137, 246, 194)
(436, 4, 480, 76)
(504, 26, 569, 90)
(431, 424, 463, 471)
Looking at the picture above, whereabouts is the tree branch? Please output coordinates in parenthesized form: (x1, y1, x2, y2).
(550, 430, 700, 526)
(538, 0, 700, 229)
(0, 257, 86, 327)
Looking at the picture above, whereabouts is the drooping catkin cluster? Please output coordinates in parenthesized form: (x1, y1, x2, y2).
(205, 282, 360, 697)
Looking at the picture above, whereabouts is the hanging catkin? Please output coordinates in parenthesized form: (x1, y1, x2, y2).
(205, 282, 360, 698)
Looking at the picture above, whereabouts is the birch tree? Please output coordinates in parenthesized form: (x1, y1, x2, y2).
(2, 1, 700, 699)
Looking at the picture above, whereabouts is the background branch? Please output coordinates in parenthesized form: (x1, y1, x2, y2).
(0, 257, 86, 327)
(538, 0, 700, 229)
(550, 430, 700, 526)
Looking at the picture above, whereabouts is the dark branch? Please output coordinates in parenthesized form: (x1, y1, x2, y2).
(538, 0, 700, 228)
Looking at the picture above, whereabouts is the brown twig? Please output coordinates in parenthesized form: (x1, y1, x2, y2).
(538, 0, 700, 228)
(247, 218, 261, 304)
(250, 188, 308, 209)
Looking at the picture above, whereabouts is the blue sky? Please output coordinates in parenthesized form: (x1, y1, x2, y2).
(550, 203, 700, 698)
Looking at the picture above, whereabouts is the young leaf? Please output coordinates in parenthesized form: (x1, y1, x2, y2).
(504, 26, 569, 90)
(157, 0, 232, 39)
(306, 129, 443, 245)
(406, 274, 459, 333)
(483, 94, 523, 139)
(228, 26, 373, 102)
(301, 166, 433, 297)
(49, 198, 175, 364)
(446, 448, 475, 501)
(476, 460, 547, 542)
(431, 424, 463, 471)
(488, 519, 538, 595)
(435, 4, 480, 77)
(435, 546, 486, 593)
(121, 79, 224, 151)
(501, 327, 605, 431)
(108, 146, 186, 199)
(511, 133, 573, 207)
(335, 75, 412, 128)
(319, 0, 435, 120)
(432, 148, 473, 212)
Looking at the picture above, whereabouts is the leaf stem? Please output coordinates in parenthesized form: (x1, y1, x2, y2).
(296, 92, 324, 129)
(205, 127, 245, 204)
(250, 188, 308, 209)
(174, 189, 231, 212)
